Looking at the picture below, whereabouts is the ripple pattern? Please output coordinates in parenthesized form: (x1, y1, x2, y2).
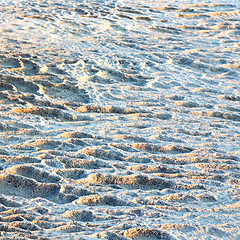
(0, 0, 240, 239)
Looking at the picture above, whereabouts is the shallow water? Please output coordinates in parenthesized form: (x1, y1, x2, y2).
(0, 0, 240, 239)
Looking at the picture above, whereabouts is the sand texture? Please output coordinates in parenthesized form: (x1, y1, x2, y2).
(0, 0, 240, 239)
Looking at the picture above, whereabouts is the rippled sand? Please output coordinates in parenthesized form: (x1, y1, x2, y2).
(0, 0, 240, 239)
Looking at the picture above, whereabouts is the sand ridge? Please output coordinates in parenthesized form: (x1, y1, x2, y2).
(0, 0, 240, 239)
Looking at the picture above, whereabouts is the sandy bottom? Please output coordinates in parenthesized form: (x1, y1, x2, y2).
(0, 0, 240, 239)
